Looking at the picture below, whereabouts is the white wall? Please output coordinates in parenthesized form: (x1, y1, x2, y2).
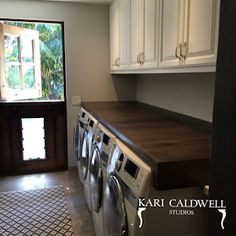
(0, 0, 136, 167)
(136, 73, 215, 122)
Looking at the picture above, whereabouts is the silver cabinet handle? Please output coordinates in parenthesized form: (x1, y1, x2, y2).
(175, 44, 182, 61)
(116, 57, 120, 67)
(180, 42, 188, 59)
(112, 57, 120, 67)
(140, 52, 144, 65)
(137, 53, 141, 63)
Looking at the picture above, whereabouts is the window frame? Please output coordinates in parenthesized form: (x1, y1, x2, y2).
(0, 22, 42, 101)
(0, 18, 66, 103)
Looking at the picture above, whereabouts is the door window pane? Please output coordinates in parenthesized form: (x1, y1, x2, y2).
(21, 118, 46, 161)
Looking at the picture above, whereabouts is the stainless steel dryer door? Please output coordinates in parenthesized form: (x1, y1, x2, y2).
(77, 121, 86, 160)
(89, 146, 103, 212)
(103, 175, 128, 236)
(81, 130, 89, 180)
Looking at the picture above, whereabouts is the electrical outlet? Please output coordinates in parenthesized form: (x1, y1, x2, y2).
(72, 96, 81, 106)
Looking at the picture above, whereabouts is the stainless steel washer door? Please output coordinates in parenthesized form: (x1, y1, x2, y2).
(103, 175, 128, 236)
(89, 146, 103, 212)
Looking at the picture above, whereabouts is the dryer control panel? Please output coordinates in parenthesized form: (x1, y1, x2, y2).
(113, 140, 152, 197)
(94, 124, 116, 166)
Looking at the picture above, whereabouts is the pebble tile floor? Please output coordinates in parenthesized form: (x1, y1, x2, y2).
(0, 168, 95, 236)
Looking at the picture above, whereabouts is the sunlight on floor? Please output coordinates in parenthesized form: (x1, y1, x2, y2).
(20, 175, 47, 191)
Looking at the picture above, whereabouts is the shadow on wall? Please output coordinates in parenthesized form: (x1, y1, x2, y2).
(112, 74, 137, 101)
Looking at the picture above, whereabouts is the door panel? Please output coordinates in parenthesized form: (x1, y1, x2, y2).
(130, 0, 143, 68)
(143, 0, 158, 68)
(185, 0, 220, 65)
(119, 0, 130, 69)
(159, 0, 183, 68)
(0, 102, 67, 175)
(110, 0, 120, 70)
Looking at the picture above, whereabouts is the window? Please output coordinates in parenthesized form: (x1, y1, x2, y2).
(0, 20, 65, 101)
(0, 23, 41, 100)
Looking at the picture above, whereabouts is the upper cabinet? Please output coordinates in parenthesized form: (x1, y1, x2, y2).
(110, 0, 220, 73)
(130, 0, 158, 69)
(159, 0, 220, 69)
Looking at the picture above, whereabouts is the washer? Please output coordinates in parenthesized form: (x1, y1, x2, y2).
(75, 107, 90, 184)
(81, 113, 99, 211)
(89, 124, 116, 236)
(103, 139, 208, 236)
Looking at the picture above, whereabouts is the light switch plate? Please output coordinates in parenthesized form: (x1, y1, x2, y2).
(72, 96, 81, 106)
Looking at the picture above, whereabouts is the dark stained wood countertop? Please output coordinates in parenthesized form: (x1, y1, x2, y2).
(82, 101, 212, 190)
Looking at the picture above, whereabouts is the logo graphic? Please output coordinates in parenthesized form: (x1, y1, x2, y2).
(217, 209, 226, 230)
(137, 207, 147, 228)
(137, 198, 226, 230)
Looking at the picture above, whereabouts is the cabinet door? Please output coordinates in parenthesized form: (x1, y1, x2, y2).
(143, 0, 158, 68)
(184, 0, 220, 66)
(130, 0, 144, 68)
(119, 0, 130, 69)
(110, 0, 120, 71)
(159, 0, 185, 68)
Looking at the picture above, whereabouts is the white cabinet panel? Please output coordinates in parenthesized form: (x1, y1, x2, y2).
(110, 0, 120, 70)
(130, 0, 143, 68)
(143, 0, 158, 68)
(119, 0, 130, 68)
(184, 0, 220, 66)
(110, 0, 130, 70)
(159, 0, 183, 68)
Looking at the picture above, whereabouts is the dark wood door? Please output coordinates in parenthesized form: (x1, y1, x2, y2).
(0, 102, 67, 175)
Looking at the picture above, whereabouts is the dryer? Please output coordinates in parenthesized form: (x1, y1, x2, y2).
(103, 139, 208, 236)
(103, 139, 151, 236)
(89, 124, 116, 236)
(81, 113, 99, 211)
(75, 107, 89, 184)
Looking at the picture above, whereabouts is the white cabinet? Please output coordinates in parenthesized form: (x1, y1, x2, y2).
(110, 0, 130, 71)
(130, 0, 158, 69)
(110, 0, 119, 71)
(159, 0, 220, 69)
(110, 0, 220, 73)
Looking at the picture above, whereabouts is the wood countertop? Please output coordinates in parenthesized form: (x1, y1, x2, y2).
(82, 101, 212, 190)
